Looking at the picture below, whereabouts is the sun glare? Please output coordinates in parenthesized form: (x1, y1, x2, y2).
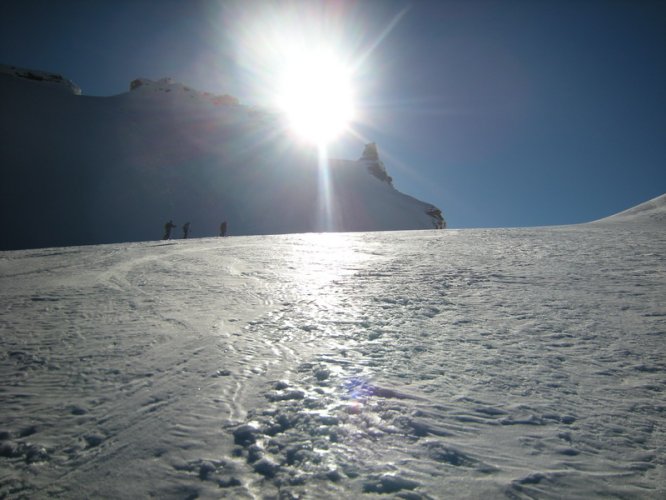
(277, 49, 354, 145)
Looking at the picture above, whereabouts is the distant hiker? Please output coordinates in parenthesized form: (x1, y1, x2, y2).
(182, 222, 190, 239)
(163, 220, 177, 240)
(219, 221, 228, 237)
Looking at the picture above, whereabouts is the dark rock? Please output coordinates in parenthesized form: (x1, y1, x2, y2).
(360, 143, 380, 162)
(130, 79, 144, 90)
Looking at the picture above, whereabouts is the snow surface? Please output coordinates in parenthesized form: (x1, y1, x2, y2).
(0, 66, 443, 251)
(1, 196, 664, 498)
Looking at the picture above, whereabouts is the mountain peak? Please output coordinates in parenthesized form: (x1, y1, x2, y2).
(360, 142, 379, 162)
(359, 142, 393, 186)
(0, 66, 445, 249)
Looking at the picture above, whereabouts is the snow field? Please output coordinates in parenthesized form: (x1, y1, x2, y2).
(0, 216, 665, 498)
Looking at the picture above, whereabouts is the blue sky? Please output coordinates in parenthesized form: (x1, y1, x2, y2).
(2, 0, 664, 228)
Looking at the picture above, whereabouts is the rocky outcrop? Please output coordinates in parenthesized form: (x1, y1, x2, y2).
(0, 63, 81, 95)
(129, 78, 145, 90)
(129, 77, 239, 106)
(361, 142, 380, 162)
(426, 207, 446, 229)
(360, 142, 445, 228)
(360, 143, 393, 186)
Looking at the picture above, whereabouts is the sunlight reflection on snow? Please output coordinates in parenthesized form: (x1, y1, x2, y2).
(287, 232, 375, 415)
(289, 232, 360, 293)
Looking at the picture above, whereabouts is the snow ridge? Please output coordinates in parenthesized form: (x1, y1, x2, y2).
(0, 63, 81, 95)
(128, 77, 239, 106)
(0, 65, 445, 250)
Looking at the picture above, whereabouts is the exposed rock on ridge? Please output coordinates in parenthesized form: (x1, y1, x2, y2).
(359, 143, 446, 229)
(0, 63, 81, 95)
(360, 143, 393, 186)
(129, 77, 239, 106)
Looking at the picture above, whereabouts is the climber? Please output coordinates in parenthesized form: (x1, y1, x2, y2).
(163, 220, 177, 240)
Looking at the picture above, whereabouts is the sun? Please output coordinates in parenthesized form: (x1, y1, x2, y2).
(276, 49, 355, 146)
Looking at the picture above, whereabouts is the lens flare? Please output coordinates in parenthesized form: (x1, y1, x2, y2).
(277, 48, 354, 146)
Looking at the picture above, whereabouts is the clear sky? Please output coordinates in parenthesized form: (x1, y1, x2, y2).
(2, 0, 664, 228)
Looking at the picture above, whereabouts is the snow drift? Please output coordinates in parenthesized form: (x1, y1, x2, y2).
(0, 64, 444, 251)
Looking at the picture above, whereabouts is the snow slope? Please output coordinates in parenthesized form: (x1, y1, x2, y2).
(1, 196, 664, 498)
(0, 65, 444, 251)
(593, 193, 666, 225)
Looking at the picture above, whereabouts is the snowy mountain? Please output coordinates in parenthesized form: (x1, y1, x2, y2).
(0, 195, 664, 498)
(0, 64, 444, 251)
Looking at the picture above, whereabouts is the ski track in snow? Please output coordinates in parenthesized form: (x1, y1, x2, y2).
(0, 223, 665, 499)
